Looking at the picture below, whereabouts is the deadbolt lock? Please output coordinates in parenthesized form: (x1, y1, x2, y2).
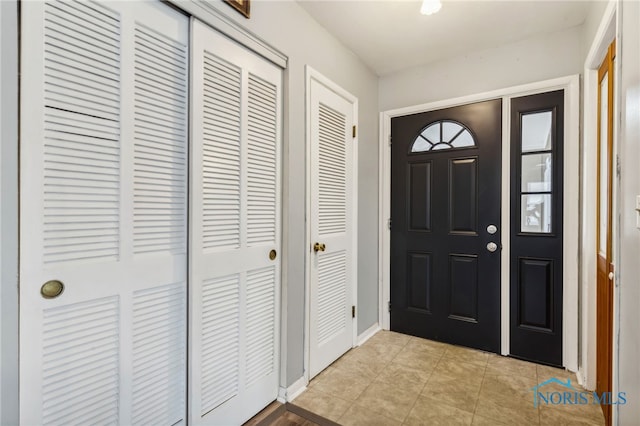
(313, 242, 326, 252)
(41, 280, 64, 299)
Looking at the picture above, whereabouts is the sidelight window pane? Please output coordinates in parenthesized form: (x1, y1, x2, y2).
(521, 153, 552, 192)
(521, 194, 552, 233)
(522, 111, 552, 152)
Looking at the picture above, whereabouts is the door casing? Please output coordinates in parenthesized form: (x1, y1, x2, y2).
(379, 75, 580, 371)
(581, 0, 617, 398)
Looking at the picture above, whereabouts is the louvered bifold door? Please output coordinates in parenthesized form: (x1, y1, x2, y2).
(190, 20, 283, 426)
(20, 2, 189, 424)
(309, 78, 356, 379)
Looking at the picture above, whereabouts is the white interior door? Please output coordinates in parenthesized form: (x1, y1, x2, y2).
(189, 19, 282, 426)
(20, 1, 188, 424)
(309, 74, 357, 379)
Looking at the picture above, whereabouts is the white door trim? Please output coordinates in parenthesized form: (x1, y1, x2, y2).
(379, 75, 580, 371)
(304, 65, 358, 385)
(0, 1, 19, 424)
(581, 0, 617, 393)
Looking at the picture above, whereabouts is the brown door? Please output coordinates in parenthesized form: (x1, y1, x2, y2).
(596, 39, 615, 426)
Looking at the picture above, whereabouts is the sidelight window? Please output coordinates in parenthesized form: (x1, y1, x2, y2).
(520, 111, 554, 233)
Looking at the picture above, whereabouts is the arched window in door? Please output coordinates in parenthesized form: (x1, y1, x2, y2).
(410, 120, 476, 152)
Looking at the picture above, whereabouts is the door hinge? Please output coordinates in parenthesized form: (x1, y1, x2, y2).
(617, 155, 621, 177)
(352, 305, 356, 318)
(389, 135, 392, 146)
(352, 125, 357, 138)
(388, 218, 392, 230)
(388, 301, 391, 312)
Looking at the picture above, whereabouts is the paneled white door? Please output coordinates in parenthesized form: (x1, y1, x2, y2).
(189, 20, 282, 425)
(20, 1, 189, 425)
(308, 73, 357, 378)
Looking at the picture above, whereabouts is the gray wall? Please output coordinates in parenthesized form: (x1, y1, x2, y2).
(379, 26, 583, 111)
(616, 0, 640, 422)
(0, 1, 19, 424)
(202, 1, 380, 386)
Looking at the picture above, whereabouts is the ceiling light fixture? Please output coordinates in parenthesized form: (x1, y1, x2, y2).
(420, 0, 442, 15)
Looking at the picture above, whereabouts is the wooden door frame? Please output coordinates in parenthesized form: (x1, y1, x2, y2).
(379, 75, 580, 371)
(596, 39, 616, 426)
(300, 65, 359, 397)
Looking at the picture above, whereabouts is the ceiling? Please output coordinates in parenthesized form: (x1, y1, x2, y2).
(297, 0, 594, 76)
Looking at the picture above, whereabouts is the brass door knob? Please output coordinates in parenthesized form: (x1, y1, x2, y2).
(269, 249, 277, 260)
(313, 242, 326, 252)
(41, 280, 64, 299)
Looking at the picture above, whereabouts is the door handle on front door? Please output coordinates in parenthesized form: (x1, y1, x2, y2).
(486, 242, 498, 252)
(313, 242, 326, 252)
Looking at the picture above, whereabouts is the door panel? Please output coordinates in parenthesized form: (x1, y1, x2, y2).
(309, 78, 356, 379)
(390, 99, 502, 352)
(596, 40, 615, 426)
(449, 254, 479, 321)
(190, 20, 282, 425)
(20, 1, 188, 424)
(450, 158, 478, 233)
(509, 90, 564, 366)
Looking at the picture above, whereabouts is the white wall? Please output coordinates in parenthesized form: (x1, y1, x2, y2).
(0, 1, 19, 424)
(197, 0, 380, 386)
(379, 26, 583, 111)
(615, 0, 640, 422)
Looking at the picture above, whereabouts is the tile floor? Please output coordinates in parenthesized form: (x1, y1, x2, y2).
(292, 331, 605, 426)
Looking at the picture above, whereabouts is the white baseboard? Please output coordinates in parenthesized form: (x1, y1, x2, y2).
(357, 322, 381, 346)
(283, 376, 307, 402)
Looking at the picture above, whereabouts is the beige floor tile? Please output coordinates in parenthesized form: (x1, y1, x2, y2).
(421, 372, 482, 413)
(434, 358, 485, 383)
(376, 362, 432, 394)
(353, 381, 420, 423)
(536, 364, 575, 382)
(404, 395, 473, 426)
(392, 348, 442, 372)
(358, 340, 406, 363)
(481, 373, 539, 397)
(308, 366, 370, 402)
(486, 354, 537, 379)
(367, 331, 412, 347)
(538, 401, 605, 425)
(443, 346, 491, 367)
(539, 404, 605, 426)
(332, 350, 389, 381)
(405, 337, 449, 357)
(339, 404, 402, 426)
(471, 414, 511, 426)
(291, 388, 351, 422)
(475, 388, 540, 425)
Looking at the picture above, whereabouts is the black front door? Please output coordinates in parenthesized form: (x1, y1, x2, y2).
(390, 99, 502, 353)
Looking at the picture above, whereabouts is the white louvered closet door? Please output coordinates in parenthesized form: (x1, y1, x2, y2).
(20, 1, 188, 424)
(309, 77, 356, 379)
(190, 20, 282, 426)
